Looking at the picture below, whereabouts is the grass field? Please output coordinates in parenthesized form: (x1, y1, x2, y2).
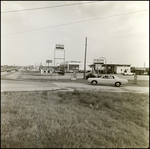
(1, 90, 149, 148)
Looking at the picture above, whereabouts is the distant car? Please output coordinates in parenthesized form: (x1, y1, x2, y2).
(88, 75, 128, 87)
(86, 73, 97, 79)
(69, 70, 74, 73)
(7, 70, 11, 72)
(86, 70, 91, 73)
(78, 70, 84, 73)
(123, 72, 135, 75)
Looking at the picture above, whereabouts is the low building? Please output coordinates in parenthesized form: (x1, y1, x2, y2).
(89, 63, 131, 74)
(60, 61, 81, 72)
(134, 67, 145, 75)
(40, 67, 54, 75)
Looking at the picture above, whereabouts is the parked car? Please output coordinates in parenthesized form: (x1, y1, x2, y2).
(86, 73, 97, 79)
(86, 70, 91, 73)
(69, 70, 74, 73)
(123, 72, 135, 75)
(58, 71, 65, 75)
(78, 70, 84, 73)
(88, 75, 128, 87)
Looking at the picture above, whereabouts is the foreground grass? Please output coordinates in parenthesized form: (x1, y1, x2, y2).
(1, 90, 149, 148)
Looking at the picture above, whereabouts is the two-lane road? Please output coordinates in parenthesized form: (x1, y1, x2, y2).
(1, 80, 60, 92)
(1, 80, 149, 93)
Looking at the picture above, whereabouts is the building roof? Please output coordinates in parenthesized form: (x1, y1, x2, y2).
(104, 64, 131, 66)
(89, 64, 95, 67)
(40, 67, 54, 71)
(134, 67, 145, 70)
(89, 63, 131, 67)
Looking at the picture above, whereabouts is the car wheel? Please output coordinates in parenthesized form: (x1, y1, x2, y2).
(115, 82, 121, 87)
(92, 80, 97, 85)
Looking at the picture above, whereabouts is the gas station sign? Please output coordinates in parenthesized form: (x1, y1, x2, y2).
(93, 58, 104, 64)
(56, 44, 64, 49)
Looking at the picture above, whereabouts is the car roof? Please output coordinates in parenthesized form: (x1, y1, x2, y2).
(101, 75, 119, 78)
(102, 74, 115, 76)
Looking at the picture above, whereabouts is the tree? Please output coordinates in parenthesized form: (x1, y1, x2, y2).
(131, 67, 135, 73)
(146, 68, 149, 75)
(59, 65, 65, 75)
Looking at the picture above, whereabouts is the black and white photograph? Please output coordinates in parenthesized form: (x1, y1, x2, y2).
(1, 1, 149, 148)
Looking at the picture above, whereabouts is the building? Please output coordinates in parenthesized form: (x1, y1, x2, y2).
(60, 61, 81, 72)
(89, 63, 131, 74)
(88, 58, 131, 74)
(131, 67, 146, 75)
(40, 67, 54, 75)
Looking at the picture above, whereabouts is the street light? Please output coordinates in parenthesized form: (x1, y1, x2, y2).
(98, 56, 107, 74)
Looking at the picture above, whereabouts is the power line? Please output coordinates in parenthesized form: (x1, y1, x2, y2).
(88, 38, 147, 56)
(1, 1, 99, 13)
(65, 40, 84, 55)
(2, 9, 148, 36)
(1, 40, 84, 45)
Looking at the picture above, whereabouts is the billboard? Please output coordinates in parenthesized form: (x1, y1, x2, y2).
(93, 58, 104, 64)
(46, 60, 52, 63)
(55, 44, 64, 49)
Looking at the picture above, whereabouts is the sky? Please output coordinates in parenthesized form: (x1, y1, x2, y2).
(1, 1, 149, 69)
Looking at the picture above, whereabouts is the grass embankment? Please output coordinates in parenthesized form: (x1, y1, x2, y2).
(1, 90, 149, 148)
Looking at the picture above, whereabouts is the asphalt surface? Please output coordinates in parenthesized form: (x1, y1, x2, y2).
(1, 71, 149, 93)
(1, 80, 149, 93)
(2, 71, 149, 80)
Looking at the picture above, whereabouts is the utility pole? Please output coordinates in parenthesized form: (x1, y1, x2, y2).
(144, 62, 145, 73)
(83, 37, 87, 79)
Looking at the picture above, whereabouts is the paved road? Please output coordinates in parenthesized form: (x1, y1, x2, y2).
(1, 71, 149, 93)
(1, 80, 149, 93)
(1, 71, 149, 80)
(1, 80, 59, 92)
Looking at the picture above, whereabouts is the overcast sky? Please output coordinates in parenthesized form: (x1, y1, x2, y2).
(1, 1, 149, 68)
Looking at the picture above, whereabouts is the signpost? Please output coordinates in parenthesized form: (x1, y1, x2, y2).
(56, 44, 64, 49)
(134, 73, 137, 84)
(98, 57, 107, 74)
(46, 60, 52, 69)
(93, 58, 104, 64)
(46, 60, 52, 63)
(97, 65, 102, 76)
(54, 44, 65, 67)
(71, 70, 77, 80)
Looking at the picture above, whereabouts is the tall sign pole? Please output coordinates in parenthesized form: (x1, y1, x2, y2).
(54, 44, 65, 67)
(84, 37, 87, 79)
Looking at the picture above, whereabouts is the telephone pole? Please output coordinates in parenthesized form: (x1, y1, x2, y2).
(144, 62, 145, 73)
(83, 37, 87, 79)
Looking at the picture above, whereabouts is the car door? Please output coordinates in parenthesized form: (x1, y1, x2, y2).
(98, 75, 109, 85)
(108, 76, 116, 85)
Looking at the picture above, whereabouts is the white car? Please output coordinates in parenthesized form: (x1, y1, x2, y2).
(123, 72, 135, 75)
(88, 75, 128, 87)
